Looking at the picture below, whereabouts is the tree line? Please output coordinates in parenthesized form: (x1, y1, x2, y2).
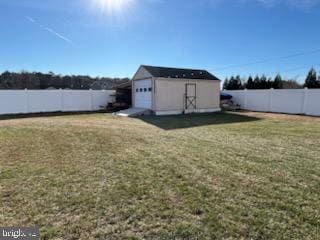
(0, 71, 130, 90)
(1, 68, 320, 90)
(223, 68, 320, 90)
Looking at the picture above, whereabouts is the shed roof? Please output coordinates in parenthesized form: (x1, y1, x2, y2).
(114, 81, 131, 90)
(141, 65, 221, 81)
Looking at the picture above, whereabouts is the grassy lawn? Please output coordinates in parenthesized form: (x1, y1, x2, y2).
(0, 111, 319, 239)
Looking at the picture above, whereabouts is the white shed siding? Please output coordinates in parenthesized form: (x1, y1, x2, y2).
(154, 78, 220, 112)
(133, 67, 153, 80)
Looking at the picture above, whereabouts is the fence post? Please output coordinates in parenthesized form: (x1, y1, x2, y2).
(60, 88, 64, 112)
(269, 88, 274, 112)
(25, 88, 29, 113)
(302, 87, 308, 115)
(90, 89, 94, 111)
(244, 88, 248, 109)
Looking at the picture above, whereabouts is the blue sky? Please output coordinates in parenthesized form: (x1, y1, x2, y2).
(0, 0, 320, 82)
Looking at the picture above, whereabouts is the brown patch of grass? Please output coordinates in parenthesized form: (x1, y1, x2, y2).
(236, 110, 320, 122)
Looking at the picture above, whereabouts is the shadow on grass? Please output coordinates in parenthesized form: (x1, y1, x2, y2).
(138, 111, 261, 130)
(0, 111, 110, 121)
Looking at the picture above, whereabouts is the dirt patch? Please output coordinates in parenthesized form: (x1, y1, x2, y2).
(233, 111, 320, 122)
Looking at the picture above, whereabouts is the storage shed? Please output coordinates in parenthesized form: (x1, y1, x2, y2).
(132, 65, 221, 115)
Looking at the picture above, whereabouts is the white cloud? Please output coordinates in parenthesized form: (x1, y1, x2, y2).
(42, 27, 73, 44)
(25, 16, 73, 44)
(26, 16, 35, 23)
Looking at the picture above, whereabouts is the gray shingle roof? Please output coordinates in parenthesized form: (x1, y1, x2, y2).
(142, 65, 220, 81)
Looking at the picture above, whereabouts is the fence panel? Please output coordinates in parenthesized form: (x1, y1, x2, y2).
(62, 90, 92, 112)
(223, 89, 320, 116)
(270, 89, 304, 114)
(28, 90, 62, 113)
(92, 90, 115, 110)
(0, 90, 115, 115)
(0, 90, 27, 114)
(246, 90, 270, 112)
(224, 90, 246, 107)
(304, 89, 320, 116)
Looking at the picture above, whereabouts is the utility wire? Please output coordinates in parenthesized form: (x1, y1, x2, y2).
(221, 64, 320, 81)
(278, 64, 320, 74)
(212, 48, 320, 71)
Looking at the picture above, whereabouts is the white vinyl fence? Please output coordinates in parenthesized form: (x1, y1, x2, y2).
(0, 89, 115, 115)
(223, 88, 320, 116)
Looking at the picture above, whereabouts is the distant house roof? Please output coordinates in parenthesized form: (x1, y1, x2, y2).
(141, 65, 221, 81)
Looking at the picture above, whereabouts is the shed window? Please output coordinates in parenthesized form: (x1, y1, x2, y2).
(139, 88, 143, 92)
(144, 88, 147, 92)
(136, 89, 139, 92)
(148, 87, 152, 92)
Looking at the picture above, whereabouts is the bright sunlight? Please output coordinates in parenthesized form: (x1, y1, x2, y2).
(90, 0, 134, 13)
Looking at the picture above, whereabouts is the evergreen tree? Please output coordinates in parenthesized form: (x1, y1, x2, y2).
(229, 76, 237, 90)
(246, 76, 254, 89)
(260, 75, 268, 89)
(223, 76, 243, 90)
(267, 77, 273, 89)
(304, 68, 319, 88)
(223, 78, 229, 90)
(273, 74, 283, 89)
(235, 75, 243, 89)
(253, 75, 260, 89)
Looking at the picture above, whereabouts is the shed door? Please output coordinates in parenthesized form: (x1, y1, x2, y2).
(134, 80, 152, 109)
(185, 84, 196, 110)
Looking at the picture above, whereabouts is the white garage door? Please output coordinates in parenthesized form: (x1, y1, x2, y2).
(134, 79, 152, 109)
